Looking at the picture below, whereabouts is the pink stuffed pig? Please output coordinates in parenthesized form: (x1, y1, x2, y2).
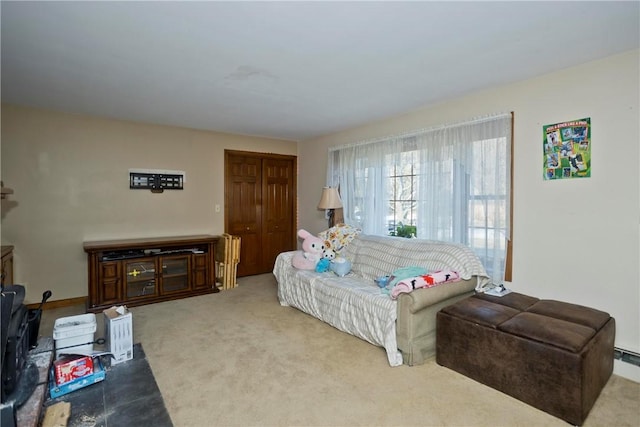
(291, 229, 326, 270)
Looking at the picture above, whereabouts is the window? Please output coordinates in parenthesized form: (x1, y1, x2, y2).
(327, 113, 513, 285)
(388, 150, 418, 237)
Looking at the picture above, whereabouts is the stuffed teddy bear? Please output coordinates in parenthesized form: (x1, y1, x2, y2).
(291, 229, 326, 270)
(315, 248, 336, 273)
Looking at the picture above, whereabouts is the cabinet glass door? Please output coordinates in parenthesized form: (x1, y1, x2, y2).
(125, 259, 157, 298)
(160, 255, 190, 294)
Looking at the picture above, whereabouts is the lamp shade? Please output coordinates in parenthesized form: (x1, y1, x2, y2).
(317, 187, 343, 210)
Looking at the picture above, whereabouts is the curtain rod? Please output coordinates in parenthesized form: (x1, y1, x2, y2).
(329, 112, 512, 152)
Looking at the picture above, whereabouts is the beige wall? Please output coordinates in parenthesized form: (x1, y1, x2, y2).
(299, 50, 640, 366)
(0, 105, 297, 303)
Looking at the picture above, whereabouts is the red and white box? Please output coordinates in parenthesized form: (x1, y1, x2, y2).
(53, 355, 94, 386)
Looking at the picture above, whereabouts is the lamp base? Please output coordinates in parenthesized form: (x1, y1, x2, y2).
(327, 209, 335, 228)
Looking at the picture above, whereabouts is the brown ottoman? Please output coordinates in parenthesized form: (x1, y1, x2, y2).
(436, 292, 615, 426)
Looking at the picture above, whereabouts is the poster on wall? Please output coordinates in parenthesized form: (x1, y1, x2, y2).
(543, 117, 591, 180)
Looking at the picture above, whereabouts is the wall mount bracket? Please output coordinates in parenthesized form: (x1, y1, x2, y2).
(129, 169, 185, 193)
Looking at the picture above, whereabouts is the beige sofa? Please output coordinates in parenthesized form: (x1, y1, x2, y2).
(273, 234, 489, 366)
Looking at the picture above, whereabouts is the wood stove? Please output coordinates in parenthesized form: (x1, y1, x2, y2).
(1, 285, 50, 426)
(1, 305, 30, 402)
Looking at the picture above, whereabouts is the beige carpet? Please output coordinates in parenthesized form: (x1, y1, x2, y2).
(42, 274, 639, 426)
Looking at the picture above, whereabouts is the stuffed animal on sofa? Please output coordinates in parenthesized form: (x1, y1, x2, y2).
(292, 229, 326, 270)
(315, 248, 336, 273)
(330, 257, 352, 277)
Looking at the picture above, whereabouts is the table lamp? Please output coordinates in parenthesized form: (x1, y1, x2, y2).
(317, 187, 343, 228)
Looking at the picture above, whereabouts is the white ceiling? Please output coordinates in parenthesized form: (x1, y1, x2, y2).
(2, 1, 639, 141)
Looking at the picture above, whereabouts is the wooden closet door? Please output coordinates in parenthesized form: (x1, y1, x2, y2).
(226, 153, 262, 276)
(225, 150, 296, 277)
(262, 157, 295, 272)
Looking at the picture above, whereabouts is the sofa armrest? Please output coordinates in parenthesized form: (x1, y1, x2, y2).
(397, 278, 478, 314)
(396, 278, 478, 365)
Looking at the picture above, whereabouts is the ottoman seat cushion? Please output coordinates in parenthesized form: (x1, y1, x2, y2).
(439, 297, 520, 327)
(526, 299, 611, 330)
(499, 311, 597, 353)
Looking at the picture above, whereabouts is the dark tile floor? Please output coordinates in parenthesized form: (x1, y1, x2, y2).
(43, 344, 173, 427)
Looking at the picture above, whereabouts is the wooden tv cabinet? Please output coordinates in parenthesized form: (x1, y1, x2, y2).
(84, 235, 220, 312)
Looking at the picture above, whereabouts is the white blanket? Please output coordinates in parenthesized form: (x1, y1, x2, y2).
(274, 251, 403, 367)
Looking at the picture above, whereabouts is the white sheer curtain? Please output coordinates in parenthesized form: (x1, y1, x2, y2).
(327, 113, 512, 285)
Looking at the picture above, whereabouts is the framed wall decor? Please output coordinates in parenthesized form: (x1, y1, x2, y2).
(543, 118, 591, 180)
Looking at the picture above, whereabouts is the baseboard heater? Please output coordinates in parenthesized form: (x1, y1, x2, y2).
(614, 347, 640, 367)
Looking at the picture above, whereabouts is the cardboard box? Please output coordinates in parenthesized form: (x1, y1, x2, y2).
(53, 355, 94, 385)
(104, 305, 133, 365)
(49, 358, 105, 399)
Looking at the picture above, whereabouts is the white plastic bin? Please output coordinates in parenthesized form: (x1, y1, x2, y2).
(53, 313, 97, 358)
